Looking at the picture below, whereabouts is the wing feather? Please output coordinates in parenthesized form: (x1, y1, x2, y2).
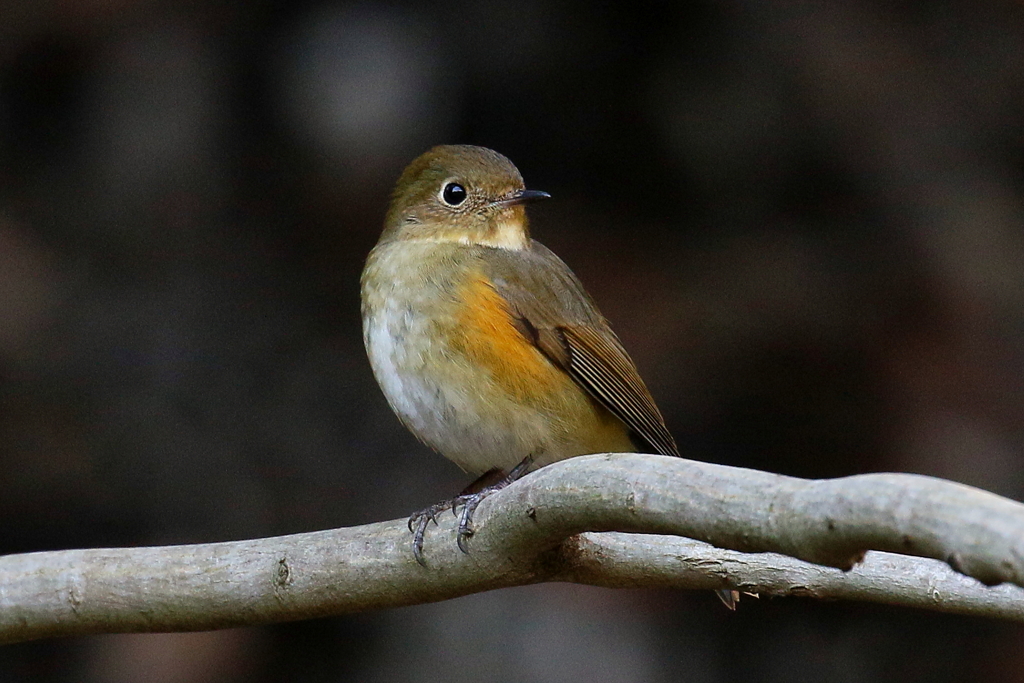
(483, 241, 679, 457)
(560, 326, 679, 456)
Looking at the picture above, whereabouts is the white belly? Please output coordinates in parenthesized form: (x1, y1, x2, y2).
(361, 240, 634, 475)
(361, 242, 550, 474)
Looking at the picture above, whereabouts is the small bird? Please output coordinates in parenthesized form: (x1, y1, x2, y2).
(361, 145, 737, 607)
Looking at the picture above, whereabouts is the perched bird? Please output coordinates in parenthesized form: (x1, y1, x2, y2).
(361, 145, 737, 606)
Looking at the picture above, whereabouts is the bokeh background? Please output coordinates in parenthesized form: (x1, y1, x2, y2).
(3, 0, 1024, 680)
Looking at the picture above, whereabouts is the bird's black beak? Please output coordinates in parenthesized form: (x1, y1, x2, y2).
(495, 189, 551, 207)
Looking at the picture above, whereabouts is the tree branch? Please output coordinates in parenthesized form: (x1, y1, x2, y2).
(2, 453, 1023, 644)
(564, 534, 1024, 620)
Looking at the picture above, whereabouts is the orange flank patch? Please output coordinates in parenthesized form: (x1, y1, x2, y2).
(452, 274, 575, 405)
(449, 271, 636, 457)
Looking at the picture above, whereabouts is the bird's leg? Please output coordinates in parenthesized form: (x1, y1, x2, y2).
(407, 456, 534, 565)
(452, 455, 533, 553)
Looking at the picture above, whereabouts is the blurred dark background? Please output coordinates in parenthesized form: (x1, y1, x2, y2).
(3, 0, 1024, 680)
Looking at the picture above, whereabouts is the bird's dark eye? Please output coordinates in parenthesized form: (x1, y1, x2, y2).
(442, 182, 467, 206)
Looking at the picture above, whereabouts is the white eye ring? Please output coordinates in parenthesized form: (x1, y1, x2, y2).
(440, 180, 467, 206)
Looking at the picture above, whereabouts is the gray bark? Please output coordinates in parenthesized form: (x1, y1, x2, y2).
(2, 453, 1022, 644)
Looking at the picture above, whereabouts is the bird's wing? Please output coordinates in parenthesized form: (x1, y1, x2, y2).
(482, 241, 679, 457)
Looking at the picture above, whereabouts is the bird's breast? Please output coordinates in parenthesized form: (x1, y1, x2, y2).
(361, 240, 632, 473)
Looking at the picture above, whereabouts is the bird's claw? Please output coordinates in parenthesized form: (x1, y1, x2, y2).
(407, 501, 454, 566)
(407, 455, 534, 564)
(455, 491, 487, 554)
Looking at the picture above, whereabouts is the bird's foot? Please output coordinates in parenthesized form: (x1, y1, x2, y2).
(408, 500, 455, 567)
(452, 456, 533, 553)
(408, 456, 533, 565)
